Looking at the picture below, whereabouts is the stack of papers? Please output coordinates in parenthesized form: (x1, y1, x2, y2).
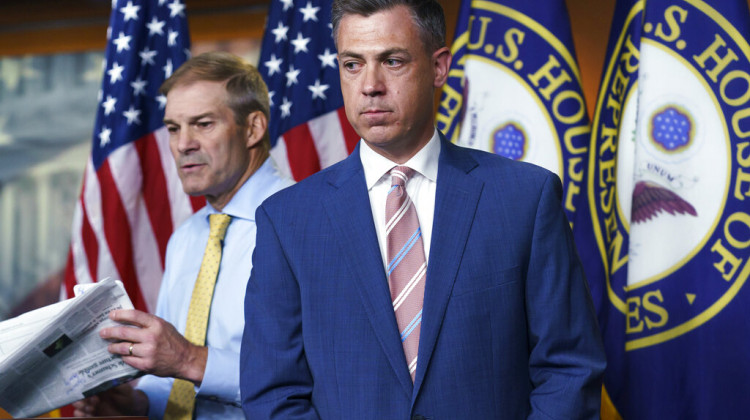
(0, 278, 142, 417)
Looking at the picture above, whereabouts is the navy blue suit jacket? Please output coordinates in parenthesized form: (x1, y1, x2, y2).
(241, 137, 605, 419)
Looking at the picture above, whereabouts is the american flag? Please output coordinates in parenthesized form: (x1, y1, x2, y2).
(63, 0, 203, 312)
(261, 0, 359, 181)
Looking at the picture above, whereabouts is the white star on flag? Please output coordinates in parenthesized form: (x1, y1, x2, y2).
(123, 106, 142, 125)
(280, 0, 294, 12)
(99, 126, 112, 146)
(120, 1, 141, 21)
(156, 94, 167, 109)
(102, 95, 117, 115)
(168, 0, 185, 17)
(113, 32, 132, 52)
(108, 62, 125, 83)
(131, 77, 148, 96)
(285, 64, 301, 86)
(168, 29, 179, 46)
(280, 97, 292, 118)
(318, 48, 337, 68)
(272, 22, 290, 43)
(140, 47, 158, 65)
(147, 17, 165, 36)
(163, 59, 173, 78)
(291, 33, 311, 54)
(308, 79, 329, 100)
(265, 54, 283, 76)
(300, 2, 320, 22)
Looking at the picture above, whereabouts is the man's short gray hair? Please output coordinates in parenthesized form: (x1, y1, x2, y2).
(331, 0, 446, 54)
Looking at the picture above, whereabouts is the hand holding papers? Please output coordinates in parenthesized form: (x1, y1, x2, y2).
(0, 278, 142, 418)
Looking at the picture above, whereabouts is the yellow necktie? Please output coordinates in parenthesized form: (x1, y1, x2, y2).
(164, 213, 232, 420)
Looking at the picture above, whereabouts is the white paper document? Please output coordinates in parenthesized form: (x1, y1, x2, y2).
(0, 278, 142, 417)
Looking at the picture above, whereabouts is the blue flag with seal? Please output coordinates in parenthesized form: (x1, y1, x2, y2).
(578, 0, 750, 418)
(437, 0, 591, 225)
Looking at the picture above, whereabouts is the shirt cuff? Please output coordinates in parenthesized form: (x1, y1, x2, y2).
(196, 346, 241, 404)
(136, 374, 173, 419)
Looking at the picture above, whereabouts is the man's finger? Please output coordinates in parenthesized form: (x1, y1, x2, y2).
(109, 341, 138, 358)
(99, 323, 145, 342)
(108, 309, 154, 327)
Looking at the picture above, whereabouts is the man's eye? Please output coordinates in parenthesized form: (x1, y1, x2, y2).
(167, 126, 178, 133)
(197, 121, 212, 128)
(385, 58, 401, 67)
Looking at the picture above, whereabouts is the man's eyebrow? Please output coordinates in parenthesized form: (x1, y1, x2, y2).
(376, 48, 410, 60)
(338, 50, 364, 60)
(338, 48, 410, 61)
(163, 112, 215, 125)
(188, 112, 215, 123)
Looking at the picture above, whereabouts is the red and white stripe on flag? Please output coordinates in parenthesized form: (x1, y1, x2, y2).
(64, 128, 202, 312)
(271, 107, 359, 181)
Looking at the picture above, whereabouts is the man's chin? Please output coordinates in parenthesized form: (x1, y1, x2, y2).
(181, 184, 209, 197)
(360, 127, 396, 145)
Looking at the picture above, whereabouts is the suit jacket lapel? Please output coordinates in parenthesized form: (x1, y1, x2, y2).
(413, 137, 484, 400)
(322, 147, 414, 397)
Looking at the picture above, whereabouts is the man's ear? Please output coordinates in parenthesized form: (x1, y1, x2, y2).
(432, 46, 452, 88)
(245, 110, 268, 148)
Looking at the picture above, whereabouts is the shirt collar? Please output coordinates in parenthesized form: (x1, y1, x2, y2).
(360, 128, 441, 190)
(203, 157, 282, 222)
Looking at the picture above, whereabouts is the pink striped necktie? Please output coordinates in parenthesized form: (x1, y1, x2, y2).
(386, 165, 427, 382)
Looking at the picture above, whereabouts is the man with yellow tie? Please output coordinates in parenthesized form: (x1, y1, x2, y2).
(72, 51, 293, 419)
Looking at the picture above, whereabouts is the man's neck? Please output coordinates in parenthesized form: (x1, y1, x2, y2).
(363, 130, 435, 164)
(206, 148, 268, 211)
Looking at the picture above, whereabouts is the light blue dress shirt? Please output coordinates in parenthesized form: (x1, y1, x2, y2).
(137, 158, 293, 419)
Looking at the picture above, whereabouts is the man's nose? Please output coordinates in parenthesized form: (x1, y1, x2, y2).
(175, 127, 198, 153)
(362, 65, 385, 97)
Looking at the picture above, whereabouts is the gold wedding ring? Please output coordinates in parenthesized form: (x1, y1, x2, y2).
(128, 342, 134, 356)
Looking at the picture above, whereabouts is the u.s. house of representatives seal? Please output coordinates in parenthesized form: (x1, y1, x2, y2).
(589, 0, 750, 351)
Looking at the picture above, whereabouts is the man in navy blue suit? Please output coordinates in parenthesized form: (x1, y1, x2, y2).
(240, 0, 606, 418)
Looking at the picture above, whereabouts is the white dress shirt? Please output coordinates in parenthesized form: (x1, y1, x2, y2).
(360, 129, 441, 271)
(136, 158, 293, 419)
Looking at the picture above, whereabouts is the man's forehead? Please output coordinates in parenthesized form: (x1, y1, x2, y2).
(172, 80, 230, 107)
(165, 81, 227, 108)
(336, 7, 420, 52)
(168, 79, 226, 97)
(338, 5, 414, 27)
